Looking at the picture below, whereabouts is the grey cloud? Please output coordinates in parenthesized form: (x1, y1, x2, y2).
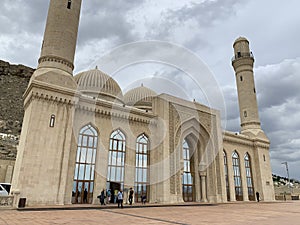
(145, 0, 242, 43)
(78, 0, 145, 45)
(256, 58, 300, 108)
(253, 59, 300, 179)
(164, 0, 241, 26)
(0, 0, 47, 35)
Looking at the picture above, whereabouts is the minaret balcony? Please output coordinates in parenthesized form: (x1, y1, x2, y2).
(231, 52, 254, 62)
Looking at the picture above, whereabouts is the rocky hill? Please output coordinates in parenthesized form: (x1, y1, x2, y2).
(0, 60, 34, 160)
(0, 60, 34, 134)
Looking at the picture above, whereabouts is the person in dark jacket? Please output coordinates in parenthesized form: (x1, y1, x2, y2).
(100, 189, 106, 205)
(83, 188, 88, 203)
(256, 191, 260, 202)
(128, 187, 134, 205)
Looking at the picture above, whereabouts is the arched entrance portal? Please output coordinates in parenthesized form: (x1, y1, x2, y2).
(177, 118, 210, 203)
(72, 124, 98, 204)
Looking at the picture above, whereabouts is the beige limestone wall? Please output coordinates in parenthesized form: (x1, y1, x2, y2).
(11, 82, 77, 206)
(223, 132, 274, 202)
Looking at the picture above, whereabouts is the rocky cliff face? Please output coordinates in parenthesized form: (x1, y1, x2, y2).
(0, 60, 34, 135)
(0, 60, 34, 160)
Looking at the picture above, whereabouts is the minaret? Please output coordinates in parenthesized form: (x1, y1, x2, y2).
(232, 37, 274, 202)
(11, 0, 83, 207)
(32, 0, 82, 88)
(232, 37, 262, 135)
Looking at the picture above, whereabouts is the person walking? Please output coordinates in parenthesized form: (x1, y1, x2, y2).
(106, 189, 111, 204)
(83, 188, 88, 203)
(256, 191, 260, 202)
(100, 189, 106, 205)
(141, 194, 147, 204)
(114, 189, 118, 204)
(117, 190, 123, 208)
(128, 187, 134, 205)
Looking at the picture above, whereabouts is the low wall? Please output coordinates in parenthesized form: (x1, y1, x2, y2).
(0, 196, 14, 208)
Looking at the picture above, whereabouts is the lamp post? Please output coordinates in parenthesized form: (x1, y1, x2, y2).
(281, 162, 291, 193)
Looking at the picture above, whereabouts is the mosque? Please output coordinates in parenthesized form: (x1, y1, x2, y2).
(10, 0, 275, 207)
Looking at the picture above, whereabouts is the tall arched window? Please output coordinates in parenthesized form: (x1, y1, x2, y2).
(223, 150, 230, 201)
(244, 153, 255, 201)
(107, 129, 126, 191)
(73, 124, 98, 204)
(232, 151, 243, 201)
(182, 140, 193, 202)
(135, 134, 149, 202)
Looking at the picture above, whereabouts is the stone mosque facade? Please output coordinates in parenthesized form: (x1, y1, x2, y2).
(10, 0, 275, 207)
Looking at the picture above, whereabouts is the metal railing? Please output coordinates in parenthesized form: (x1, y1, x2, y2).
(231, 52, 254, 61)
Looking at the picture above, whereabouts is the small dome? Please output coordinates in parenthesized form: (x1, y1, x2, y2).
(124, 84, 157, 110)
(74, 68, 123, 103)
(233, 37, 249, 45)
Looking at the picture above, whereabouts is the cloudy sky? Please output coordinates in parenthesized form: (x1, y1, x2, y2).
(1, 0, 300, 180)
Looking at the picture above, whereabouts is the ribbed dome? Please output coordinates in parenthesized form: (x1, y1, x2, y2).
(74, 68, 123, 103)
(124, 84, 157, 110)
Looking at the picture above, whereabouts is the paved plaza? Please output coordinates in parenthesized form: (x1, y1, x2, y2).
(0, 201, 299, 225)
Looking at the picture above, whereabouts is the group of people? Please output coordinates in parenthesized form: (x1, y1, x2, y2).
(97, 187, 147, 207)
(97, 188, 124, 208)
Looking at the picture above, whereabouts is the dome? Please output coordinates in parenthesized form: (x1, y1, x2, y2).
(74, 68, 123, 103)
(233, 37, 249, 46)
(124, 84, 157, 110)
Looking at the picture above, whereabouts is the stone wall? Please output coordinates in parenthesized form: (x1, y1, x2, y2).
(0, 196, 14, 208)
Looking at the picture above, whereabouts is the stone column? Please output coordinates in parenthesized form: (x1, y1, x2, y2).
(240, 159, 249, 201)
(199, 172, 208, 202)
(194, 169, 201, 202)
(227, 157, 236, 201)
(124, 135, 136, 204)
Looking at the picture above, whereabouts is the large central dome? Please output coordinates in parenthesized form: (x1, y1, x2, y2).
(74, 68, 123, 103)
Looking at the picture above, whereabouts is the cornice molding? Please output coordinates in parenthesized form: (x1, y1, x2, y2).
(241, 121, 261, 127)
(38, 56, 74, 70)
(24, 86, 157, 125)
(223, 131, 269, 149)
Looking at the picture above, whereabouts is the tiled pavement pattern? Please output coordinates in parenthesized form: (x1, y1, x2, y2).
(0, 201, 299, 225)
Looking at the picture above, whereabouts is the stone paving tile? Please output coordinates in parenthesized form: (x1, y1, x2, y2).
(0, 201, 299, 225)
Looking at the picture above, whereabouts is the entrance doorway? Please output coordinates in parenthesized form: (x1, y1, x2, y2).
(107, 182, 121, 203)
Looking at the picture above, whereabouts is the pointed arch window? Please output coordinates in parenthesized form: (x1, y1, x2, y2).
(232, 151, 243, 201)
(182, 140, 194, 202)
(135, 134, 149, 202)
(73, 124, 98, 204)
(107, 129, 126, 190)
(245, 153, 255, 201)
(223, 150, 230, 201)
